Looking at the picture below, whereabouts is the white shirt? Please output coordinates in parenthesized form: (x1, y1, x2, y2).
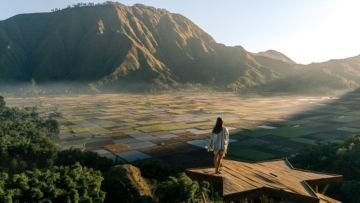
(208, 127, 229, 152)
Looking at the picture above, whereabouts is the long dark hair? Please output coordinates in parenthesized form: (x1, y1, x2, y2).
(212, 117, 223, 134)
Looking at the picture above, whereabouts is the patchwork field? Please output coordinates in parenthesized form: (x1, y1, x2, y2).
(5, 90, 360, 167)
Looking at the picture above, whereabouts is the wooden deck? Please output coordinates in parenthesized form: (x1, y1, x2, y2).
(186, 159, 342, 203)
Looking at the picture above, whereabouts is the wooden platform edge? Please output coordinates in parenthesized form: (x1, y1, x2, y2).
(185, 158, 343, 203)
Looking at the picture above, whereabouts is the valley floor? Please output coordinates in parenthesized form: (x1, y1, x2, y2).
(5, 90, 359, 168)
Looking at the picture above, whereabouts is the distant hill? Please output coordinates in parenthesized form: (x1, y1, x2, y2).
(251, 55, 360, 94)
(255, 50, 295, 64)
(0, 2, 359, 93)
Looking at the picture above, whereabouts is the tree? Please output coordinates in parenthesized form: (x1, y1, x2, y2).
(102, 165, 141, 203)
(340, 181, 360, 202)
(0, 96, 5, 109)
(0, 99, 57, 173)
(137, 160, 176, 181)
(291, 135, 360, 203)
(43, 119, 60, 136)
(0, 163, 105, 203)
(155, 173, 200, 203)
(55, 148, 113, 172)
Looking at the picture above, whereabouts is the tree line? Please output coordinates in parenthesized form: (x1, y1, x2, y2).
(51, 1, 121, 12)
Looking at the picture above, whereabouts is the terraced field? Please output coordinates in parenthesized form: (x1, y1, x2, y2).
(5, 90, 360, 167)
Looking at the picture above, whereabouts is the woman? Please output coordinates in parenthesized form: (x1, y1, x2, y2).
(207, 117, 229, 173)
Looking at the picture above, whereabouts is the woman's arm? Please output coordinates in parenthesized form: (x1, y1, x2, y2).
(224, 128, 230, 150)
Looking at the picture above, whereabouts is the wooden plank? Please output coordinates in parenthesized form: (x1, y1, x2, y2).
(317, 193, 342, 203)
(186, 159, 342, 202)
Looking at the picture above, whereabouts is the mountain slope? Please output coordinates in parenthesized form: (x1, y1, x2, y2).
(255, 50, 295, 64)
(0, 2, 359, 93)
(0, 2, 295, 89)
(251, 55, 360, 93)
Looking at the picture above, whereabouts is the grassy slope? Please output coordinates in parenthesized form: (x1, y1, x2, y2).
(0, 3, 295, 90)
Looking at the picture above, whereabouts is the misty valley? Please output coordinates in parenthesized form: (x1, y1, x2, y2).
(4, 91, 351, 163)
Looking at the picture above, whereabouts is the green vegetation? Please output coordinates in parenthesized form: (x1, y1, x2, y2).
(271, 127, 318, 137)
(155, 173, 210, 203)
(102, 165, 145, 203)
(291, 135, 360, 203)
(55, 149, 113, 172)
(0, 163, 105, 203)
(0, 96, 107, 202)
(0, 95, 214, 202)
(0, 100, 57, 173)
(0, 96, 5, 108)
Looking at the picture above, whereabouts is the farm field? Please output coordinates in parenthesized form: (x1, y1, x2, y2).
(5, 90, 360, 167)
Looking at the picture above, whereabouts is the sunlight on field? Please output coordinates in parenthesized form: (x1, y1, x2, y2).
(6, 91, 351, 162)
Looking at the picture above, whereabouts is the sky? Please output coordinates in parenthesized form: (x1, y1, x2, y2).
(1, 0, 359, 64)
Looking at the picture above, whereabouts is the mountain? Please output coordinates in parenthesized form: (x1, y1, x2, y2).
(0, 2, 296, 90)
(0, 2, 359, 93)
(250, 55, 360, 94)
(255, 50, 295, 64)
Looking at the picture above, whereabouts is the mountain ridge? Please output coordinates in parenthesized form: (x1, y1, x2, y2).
(0, 2, 359, 93)
(255, 49, 295, 64)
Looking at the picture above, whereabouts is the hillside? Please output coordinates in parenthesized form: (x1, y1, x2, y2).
(255, 49, 295, 64)
(250, 55, 360, 94)
(0, 2, 296, 90)
(0, 2, 359, 93)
